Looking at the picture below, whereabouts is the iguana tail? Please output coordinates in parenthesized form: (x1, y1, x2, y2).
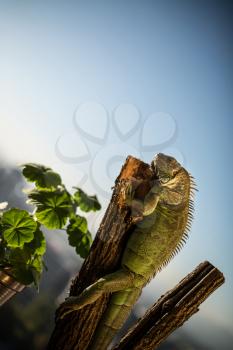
(89, 288, 141, 350)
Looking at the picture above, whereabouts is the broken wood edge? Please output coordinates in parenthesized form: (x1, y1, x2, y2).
(113, 261, 225, 350)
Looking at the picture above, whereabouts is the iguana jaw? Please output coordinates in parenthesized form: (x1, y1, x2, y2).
(151, 153, 182, 184)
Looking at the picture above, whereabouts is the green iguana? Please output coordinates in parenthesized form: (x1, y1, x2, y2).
(59, 153, 196, 350)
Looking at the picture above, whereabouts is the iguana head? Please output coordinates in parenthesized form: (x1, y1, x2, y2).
(151, 153, 191, 206)
(151, 153, 182, 183)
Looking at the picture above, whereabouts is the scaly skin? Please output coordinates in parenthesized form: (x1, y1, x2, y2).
(59, 153, 196, 350)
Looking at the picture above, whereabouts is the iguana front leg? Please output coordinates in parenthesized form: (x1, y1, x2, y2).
(58, 269, 135, 319)
(143, 182, 162, 215)
(58, 179, 161, 320)
(124, 178, 161, 218)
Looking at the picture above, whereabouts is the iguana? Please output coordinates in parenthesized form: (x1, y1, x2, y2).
(58, 153, 196, 350)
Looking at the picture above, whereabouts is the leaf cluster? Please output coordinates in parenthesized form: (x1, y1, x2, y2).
(0, 163, 101, 288)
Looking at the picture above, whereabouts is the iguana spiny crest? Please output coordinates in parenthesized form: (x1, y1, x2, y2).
(59, 153, 197, 350)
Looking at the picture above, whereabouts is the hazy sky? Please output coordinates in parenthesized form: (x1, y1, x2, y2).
(0, 1, 232, 346)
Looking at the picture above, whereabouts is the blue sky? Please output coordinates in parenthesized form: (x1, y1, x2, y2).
(0, 0, 232, 345)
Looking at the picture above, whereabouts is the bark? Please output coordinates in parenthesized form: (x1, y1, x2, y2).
(47, 156, 153, 350)
(113, 261, 225, 350)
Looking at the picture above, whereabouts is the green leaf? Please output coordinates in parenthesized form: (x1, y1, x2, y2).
(73, 188, 101, 212)
(28, 189, 72, 229)
(9, 248, 34, 285)
(30, 255, 43, 275)
(22, 163, 62, 189)
(2, 209, 37, 248)
(67, 215, 88, 247)
(9, 248, 43, 286)
(75, 231, 92, 259)
(30, 255, 43, 290)
(9, 246, 31, 265)
(67, 214, 92, 259)
(67, 228, 82, 248)
(24, 226, 46, 256)
(67, 215, 87, 236)
(12, 267, 34, 285)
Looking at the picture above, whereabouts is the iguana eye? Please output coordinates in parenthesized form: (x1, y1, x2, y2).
(160, 176, 171, 184)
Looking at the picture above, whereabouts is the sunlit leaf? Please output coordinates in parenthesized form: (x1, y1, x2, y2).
(22, 163, 62, 189)
(28, 189, 72, 229)
(2, 209, 37, 248)
(73, 188, 101, 212)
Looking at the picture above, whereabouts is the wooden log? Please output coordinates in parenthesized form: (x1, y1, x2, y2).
(113, 261, 225, 350)
(47, 156, 153, 350)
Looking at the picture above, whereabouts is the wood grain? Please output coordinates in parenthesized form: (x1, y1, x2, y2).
(113, 261, 225, 350)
